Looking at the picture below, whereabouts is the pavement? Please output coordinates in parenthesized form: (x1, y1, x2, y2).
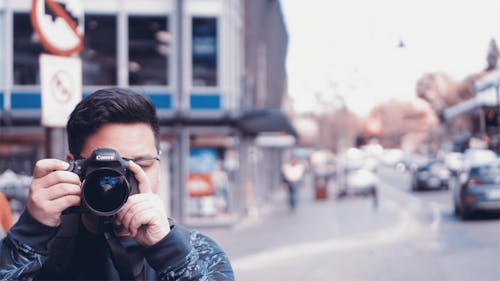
(202, 182, 404, 269)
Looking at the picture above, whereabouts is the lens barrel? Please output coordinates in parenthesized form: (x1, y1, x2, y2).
(81, 168, 130, 216)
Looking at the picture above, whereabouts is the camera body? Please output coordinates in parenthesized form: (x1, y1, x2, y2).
(68, 148, 138, 217)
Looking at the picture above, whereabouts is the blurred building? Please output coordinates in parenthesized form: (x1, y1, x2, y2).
(443, 73, 500, 152)
(418, 39, 500, 154)
(0, 0, 295, 225)
(442, 40, 500, 153)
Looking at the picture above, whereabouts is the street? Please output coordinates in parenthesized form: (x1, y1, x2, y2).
(204, 166, 500, 281)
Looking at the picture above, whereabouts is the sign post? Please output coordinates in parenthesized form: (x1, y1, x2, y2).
(31, 0, 84, 158)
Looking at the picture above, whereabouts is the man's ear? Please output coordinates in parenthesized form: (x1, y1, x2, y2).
(67, 154, 74, 161)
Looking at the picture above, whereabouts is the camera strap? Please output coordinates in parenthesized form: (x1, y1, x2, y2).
(103, 224, 145, 280)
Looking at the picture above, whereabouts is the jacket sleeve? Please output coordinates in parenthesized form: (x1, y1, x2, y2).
(144, 222, 234, 281)
(0, 210, 59, 280)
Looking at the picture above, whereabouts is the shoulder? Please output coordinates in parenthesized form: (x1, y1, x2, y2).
(174, 222, 227, 259)
(172, 222, 234, 278)
(148, 219, 235, 280)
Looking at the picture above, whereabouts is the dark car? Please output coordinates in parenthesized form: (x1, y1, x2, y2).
(453, 158, 500, 219)
(410, 158, 451, 191)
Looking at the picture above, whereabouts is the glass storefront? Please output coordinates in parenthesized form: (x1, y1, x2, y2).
(192, 17, 218, 87)
(82, 15, 117, 85)
(11, 13, 173, 88)
(13, 13, 43, 85)
(128, 16, 169, 86)
(186, 145, 234, 218)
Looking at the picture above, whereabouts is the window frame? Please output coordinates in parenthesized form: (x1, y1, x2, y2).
(189, 16, 220, 90)
(127, 14, 170, 87)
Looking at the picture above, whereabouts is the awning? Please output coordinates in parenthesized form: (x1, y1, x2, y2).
(237, 108, 297, 137)
(443, 88, 499, 121)
(4, 107, 298, 139)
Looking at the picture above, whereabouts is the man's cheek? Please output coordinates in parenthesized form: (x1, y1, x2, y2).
(147, 171, 160, 193)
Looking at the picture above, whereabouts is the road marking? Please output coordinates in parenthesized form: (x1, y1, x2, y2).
(429, 202, 442, 232)
(232, 201, 422, 271)
(232, 176, 448, 272)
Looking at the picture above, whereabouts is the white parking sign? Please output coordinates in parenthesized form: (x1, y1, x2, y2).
(40, 54, 82, 127)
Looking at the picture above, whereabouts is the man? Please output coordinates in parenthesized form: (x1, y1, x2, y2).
(0, 88, 234, 280)
(281, 157, 305, 211)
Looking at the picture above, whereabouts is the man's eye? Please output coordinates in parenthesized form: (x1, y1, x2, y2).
(136, 160, 155, 168)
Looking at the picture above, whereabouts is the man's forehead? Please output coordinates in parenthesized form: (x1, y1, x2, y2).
(82, 123, 157, 157)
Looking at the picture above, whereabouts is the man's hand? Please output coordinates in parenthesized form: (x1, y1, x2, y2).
(115, 161, 170, 247)
(27, 159, 81, 227)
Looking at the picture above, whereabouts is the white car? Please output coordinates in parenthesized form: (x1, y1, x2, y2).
(338, 159, 379, 205)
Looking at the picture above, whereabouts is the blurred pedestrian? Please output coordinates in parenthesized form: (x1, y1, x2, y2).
(282, 157, 305, 211)
(0, 191, 13, 238)
(212, 161, 230, 214)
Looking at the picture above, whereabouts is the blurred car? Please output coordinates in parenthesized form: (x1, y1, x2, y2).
(381, 148, 404, 168)
(395, 153, 427, 173)
(453, 156, 500, 220)
(338, 157, 378, 205)
(410, 158, 451, 191)
(462, 148, 497, 165)
(443, 152, 465, 176)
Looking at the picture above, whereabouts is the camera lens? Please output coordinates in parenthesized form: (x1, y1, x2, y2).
(82, 168, 129, 216)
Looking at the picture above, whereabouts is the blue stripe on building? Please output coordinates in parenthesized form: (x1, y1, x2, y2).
(9, 91, 172, 111)
(11, 92, 41, 109)
(146, 93, 172, 109)
(0, 92, 3, 109)
(82, 91, 172, 110)
(190, 94, 221, 110)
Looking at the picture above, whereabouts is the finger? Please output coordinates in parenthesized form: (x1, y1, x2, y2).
(114, 225, 131, 237)
(112, 217, 128, 235)
(118, 196, 152, 230)
(33, 159, 69, 179)
(128, 160, 152, 193)
(30, 171, 80, 202)
(127, 205, 156, 237)
(45, 183, 81, 201)
(49, 195, 81, 213)
(115, 193, 148, 222)
(42, 170, 81, 189)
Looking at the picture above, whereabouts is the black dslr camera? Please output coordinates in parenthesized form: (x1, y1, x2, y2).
(67, 148, 138, 217)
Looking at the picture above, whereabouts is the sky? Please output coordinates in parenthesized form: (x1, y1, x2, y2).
(281, 0, 500, 116)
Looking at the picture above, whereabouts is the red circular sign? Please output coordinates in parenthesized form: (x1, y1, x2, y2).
(30, 0, 84, 56)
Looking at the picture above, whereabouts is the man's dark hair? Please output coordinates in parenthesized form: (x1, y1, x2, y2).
(67, 88, 160, 157)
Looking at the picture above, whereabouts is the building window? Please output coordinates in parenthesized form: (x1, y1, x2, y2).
(13, 13, 43, 85)
(128, 16, 169, 86)
(82, 15, 117, 85)
(192, 17, 217, 87)
(0, 12, 4, 87)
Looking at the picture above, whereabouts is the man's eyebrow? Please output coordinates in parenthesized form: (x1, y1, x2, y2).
(123, 155, 160, 161)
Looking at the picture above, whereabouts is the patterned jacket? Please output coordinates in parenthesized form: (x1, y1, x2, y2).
(0, 211, 234, 280)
